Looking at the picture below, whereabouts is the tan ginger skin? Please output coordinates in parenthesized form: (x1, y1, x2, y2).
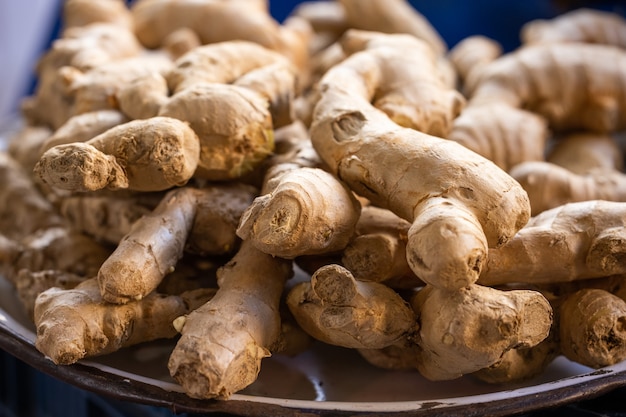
(511, 131, 626, 215)
(448, 104, 549, 173)
(0, 226, 111, 290)
(510, 161, 626, 215)
(168, 240, 293, 400)
(60, 53, 174, 117)
(39, 110, 129, 154)
(412, 284, 552, 380)
(62, 0, 134, 31)
(34, 278, 214, 365)
(7, 126, 52, 173)
(236, 117, 361, 259)
(547, 132, 624, 175)
(35, 117, 200, 193)
(98, 184, 256, 304)
(326, 30, 465, 137)
(159, 84, 274, 181)
(115, 41, 299, 180)
(448, 35, 502, 87)
(559, 288, 626, 368)
(479, 200, 626, 286)
(338, 0, 447, 56)
(465, 43, 626, 133)
(310, 51, 530, 290)
(21, 23, 142, 129)
(473, 331, 560, 384)
(286, 264, 417, 350)
(237, 167, 361, 259)
(163, 41, 297, 126)
(446, 36, 550, 172)
(341, 205, 424, 289)
(59, 192, 162, 245)
(130, 0, 310, 71)
(0, 152, 64, 239)
(521, 8, 626, 47)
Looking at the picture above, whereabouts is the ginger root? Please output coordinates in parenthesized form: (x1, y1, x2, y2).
(34, 278, 214, 365)
(0, 152, 64, 239)
(168, 240, 293, 400)
(35, 117, 200, 192)
(237, 167, 360, 258)
(510, 161, 626, 215)
(286, 264, 417, 349)
(521, 8, 626, 48)
(338, 0, 447, 56)
(466, 42, 626, 133)
(559, 288, 626, 368)
(341, 205, 423, 289)
(479, 200, 626, 286)
(448, 104, 549, 172)
(311, 67, 529, 290)
(412, 284, 552, 380)
(98, 184, 256, 304)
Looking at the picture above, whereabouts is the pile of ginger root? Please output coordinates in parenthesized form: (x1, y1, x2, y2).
(4, 0, 626, 402)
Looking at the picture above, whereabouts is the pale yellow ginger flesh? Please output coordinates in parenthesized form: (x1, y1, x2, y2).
(34, 278, 214, 365)
(286, 264, 417, 349)
(168, 241, 293, 400)
(479, 201, 626, 286)
(411, 284, 552, 380)
(34, 117, 200, 192)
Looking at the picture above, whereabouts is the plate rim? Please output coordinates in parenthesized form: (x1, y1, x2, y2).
(3, 303, 626, 417)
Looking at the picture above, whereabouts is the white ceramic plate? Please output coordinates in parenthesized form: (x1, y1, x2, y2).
(2, 274, 626, 417)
